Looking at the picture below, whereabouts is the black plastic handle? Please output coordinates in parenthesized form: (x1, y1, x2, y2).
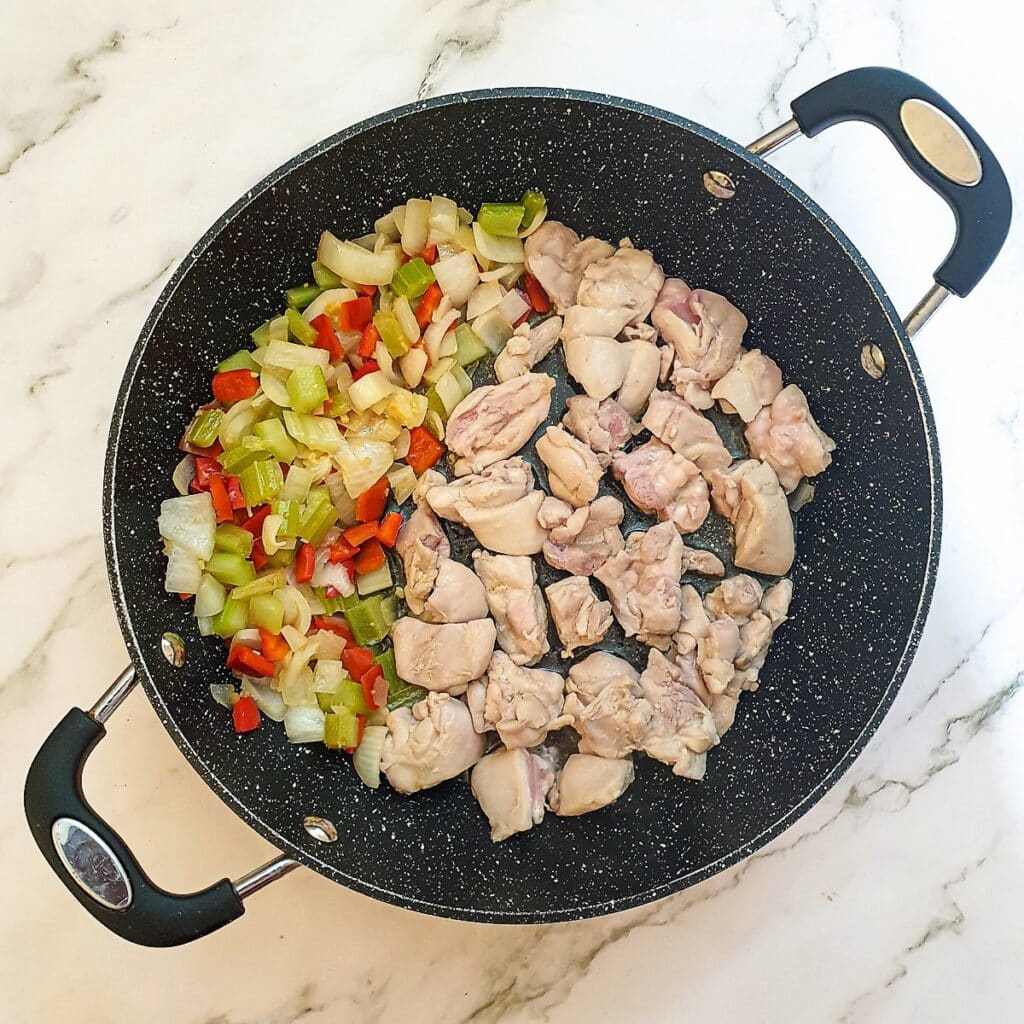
(24, 708, 244, 947)
(790, 67, 1011, 297)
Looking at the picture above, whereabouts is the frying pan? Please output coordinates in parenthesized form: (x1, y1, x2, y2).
(25, 67, 1011, 946)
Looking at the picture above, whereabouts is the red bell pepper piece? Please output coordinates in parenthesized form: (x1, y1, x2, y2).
(342, 521, 378, 547)
(338, 296, 374, 332)
(376, 512, 403, 548)
(225, 475, 246, 510)
(352, 538, 385, 576)
(212, 369, 259, 404)
(232, 695, 261, 733)
(357, 323, 379, 359)
(341, 645, 375, 680)
(354, 476, 390, 522)
(193, 456, 221, 491)
(421, 244, 438, 265)
(294, 542, 315, 584)
(360, 664, 388, 711)
(242, 504, 271, 537)
(523, 272, 551, 314)
(405, 426, 446, 475)
(310, 313, 343, 362)
(355, 283, 377, 297)
(327, 537, 360, 564)
(227, 644, 276, 679)
(311, 615, 353, 641)
(250, 538, 269, 571)
(352, 358, 379, 381)
(208, 475, 233, 523)
(259, 629, 290, 662)
(415, 282, 443, 329)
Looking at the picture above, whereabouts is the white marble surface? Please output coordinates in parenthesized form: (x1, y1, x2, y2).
(3, 1, 1023, 1020)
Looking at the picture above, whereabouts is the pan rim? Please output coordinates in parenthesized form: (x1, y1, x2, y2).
(102, 87, 941, 922)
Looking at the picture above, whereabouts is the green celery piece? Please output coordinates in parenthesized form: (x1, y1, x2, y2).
(268, 314, 290, 342)
(345, 594, 392, 646)
(253, 418, 298, 462)
(390, 258, 434, 299)
(373, 647, 401, 688)
(230, 569, 286, 602)
(238, 458, 283, 506)
(218, 435, 270, 475)
(311, 260, 344, 288)
(286, 307, 318, 345)
(265, 547, 295, 569)
(478, 202, 526, 237)
(272, 499, 301, 537)
(251, 320, 272, 347)
(298, 488, 337, 545)
(425, 385, 448, 423)
(287, 365, 329, 414)
(214, 523, 254, 557)
(211, 596, 249, 638)
(285, 283, 323, 310)
(520, 189, 546, 230)
(250, 593, 284, 634)
(326, 390, 353, 419)
(186, 408, 224, 448)
(324, 708, 360, 750)
(205, 552, 256, 588)
(217, 349, 258, 373)
(372, 310, 409, 357)
(316, 678, 370, 715)
(281, 410, 342, 452)
(454, 323, 489, 367)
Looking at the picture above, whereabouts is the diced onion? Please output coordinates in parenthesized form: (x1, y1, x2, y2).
(393, 296, 420, 344)
(263, 340, 330, 372)
(348, 371, 395, 411)
(351, 233, 377, 251)
(241, 678, 286, 721)
(438, 332, 458, 359)
(374, 210, 399, 241)
(423, 309, 460, 364)
(433, 372, 465, 415)
(334, 437, 395, 498)
(478, 264, 516, 282)
(372, 341, 407, 389)
(164, 545, 202, 594)
(277, 585, 312, 635)
(197, 615, 216, 637)
(472, 221, 524, 263)
(262, 514, 290, 556)
(158, 493, 216, 560)
(194, 572, 227, 617)
(471, 308, 515, 354)
(302, 287, 357, 322)
(519, 204, 548, 237)
(423, 410, 445, 440)
(353, 726, 387, 788)
(393, 429, 411, 460)
(310, 550, 355, 594)
(401, 198, 431, 256)
(422, 356, 456, 385)
(399, 347, 428, 389)
(387, 463, 417, 503)
(314, 660, 347, 693)
(385, 388, 427, 429)
(466, 280, 504, 319)
(219, 399, 257, 449)
(428, 194, 459, 244)
(392, 206, 406, 233)
(260, 367, 291, 406)
(209, 683, 235, 709)
(311, 630, 346, 661)
(281, 624, 307, 651)
(496, 288, 530, 325)
(457, 207, 473, 225)
(432, 250, 479, 308)
(172, 455, 195, 496)
(317, 231, 399, 285)
(281, 653, 316, 707)
(325, 472, 357, 525)
(284, 705, 325, 743)
(277, 464, 314, 503)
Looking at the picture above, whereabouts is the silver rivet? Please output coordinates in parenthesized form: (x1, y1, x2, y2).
(860, 344, 886, 379)
(160, 632, 185, 667)
(303, 816, 338, 843)
(703, 170, 736, 199)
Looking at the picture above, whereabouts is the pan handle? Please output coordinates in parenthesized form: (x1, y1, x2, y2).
(24, 666, 298, 946)
(749, 67, 1012, 335)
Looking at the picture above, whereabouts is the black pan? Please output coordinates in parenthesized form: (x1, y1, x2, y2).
(25, 67, 1010, 946)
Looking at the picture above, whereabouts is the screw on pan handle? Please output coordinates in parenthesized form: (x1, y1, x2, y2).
(23, 667, 297, 947)
(749, 67, 1012, 336)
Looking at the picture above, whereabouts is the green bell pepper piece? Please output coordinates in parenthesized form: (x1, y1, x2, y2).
(478, 202, 526, 237)
(520, 189, 546, 231)
(251, 320, 272, 347)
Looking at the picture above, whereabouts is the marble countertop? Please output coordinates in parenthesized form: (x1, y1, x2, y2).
(3, 1, 1022, 1020)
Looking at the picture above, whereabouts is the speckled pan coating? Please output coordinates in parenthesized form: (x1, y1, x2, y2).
(103, 89, 940, 923)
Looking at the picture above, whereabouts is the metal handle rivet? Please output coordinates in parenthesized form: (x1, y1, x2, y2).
(703, 170, 736, 199)
(303, 816, 338, 843)
(860, 344, 886, 379)
(160, 632, 186, 667)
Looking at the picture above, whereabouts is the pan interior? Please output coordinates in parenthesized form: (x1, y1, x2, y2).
(105, 92, 937, 922)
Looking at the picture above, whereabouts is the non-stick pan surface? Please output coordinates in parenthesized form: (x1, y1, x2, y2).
(104, 90, 939, 922)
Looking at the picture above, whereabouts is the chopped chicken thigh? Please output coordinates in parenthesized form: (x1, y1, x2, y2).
(545, 575, 613, 656)
(641, 390, 732, 473)
(615, 340, 662, 416)
(445, 372, 554, 476)
(679, 543, 725, 577)
(711, 348, 783, 421)
(696, 617, 740, 695)
(577, 239, 665, 325)
(422, 557, 489, 623)
(564, 653, 644, 759)
(465, 651, 569, 748)
(524, 221, 615, 312)
(708, 459, 795, 574)
(394, 504, 449, 617)
(705, 574, 763, 621)
(536, 425, 603, 507)
(550, 754, 635, 816)
(611, 439, 710, 534)
(562, 395, 636, 467)
(538, 495, 625, 575)
(595, 521, 684, 647)
(744, 384, 837, 492)
(494, 316, 563, 382)
(561, 303, 634, 341)
(472, 551, 550, 666)
(733, 579, 793, 690)
(562, 334, 631, 400)
(471, 747, 554, 842)
(391, 617, 496, 693)
(381, 693, 485, 794)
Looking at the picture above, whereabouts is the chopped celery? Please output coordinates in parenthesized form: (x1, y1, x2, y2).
(285, 283, 323, 309)
(520, 189, 546, 230)
(286, 307, 318, 345)
(272, 499, 301, 537)
(265, 547, 295, 569)
(218, 435, 270, 475)
(238, 458, 283, 505)
(282, 411, 342, 452)
(450, 362, 474, 397)
(324, 707, 360, 750)
(345, 592, 397, 646)
(327, 390, 353, 419)
(317, 678, 371, 715)
(211, 596, 249, 638)
(386, 464, 417, 504)
(373, 310, 410, 357)
(433, 372, 465, 415)
(311, 260, 344, 288)
(230, 569, 287, 602)
(356, 561, 393, 596)
(454, 323, 489, 366)
(390, 258, 435, 299)
(251, 320, 272, 347)
(425, 384, 447, 423)
(298, 489, 338, 545)
(278, 463, 315, 504)
(268, 314, 290, 342)
(478, 202, 526, 237)
(217, 349, 258, 373)
(194, 572, 227, 618)
(250, 592, 284, 634)
(205, 551, 256, 588)
(375, 647, 426, 709)
(214, 523, 254, 557)
(373, 647, 400, 687)
(422, 356, 456, 385)
(253, 418, 299, 462)
(286, 365, 328, 414)
(186, 408, 224, 448)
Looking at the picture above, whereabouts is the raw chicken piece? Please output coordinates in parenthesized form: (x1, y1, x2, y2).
(708, 459, 795, 575)
(445, 372, 554, 476)
(422, 557, 489, 623)
(705, 574, 763, 621)
(652, 279, 746, 409)
(394, 504, 449, 617)
(595, 521, 684, 647)
(611, 439, 710, 535)
(550, 754, 635, 816)
(561, 303, 633, 341)
(577, 239, 665, 325)
(536, 425, 603, 508)
(391, 617, 496, 693)
(381, 693, 485, 794)
(545, 575, 613, 656)
(538, 495, 625, 575)
(562, 335, 631, 400)
(494, 316, 563, 382)
(696, 617, 740, 695)
(634, 649, 719, 779)
(679, 543, 725, 577)
(675, 584, 712, 652)
(744, 384, 837, 492)
(641, 390, 732, 473)
(471, 747, 555, 842)
(562, 395, 636, 467)
(734, 579, 793, 690)
(524, 221, 615, 312)
(426, 458, 548, 555)
(623, 322, 657, 344)
(465, 651, 569, 748)
(564, 653, 645, 759)
(711, 349, 783, 421)
(615, 340, 662, 416)
(472, 551, 550, 666)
